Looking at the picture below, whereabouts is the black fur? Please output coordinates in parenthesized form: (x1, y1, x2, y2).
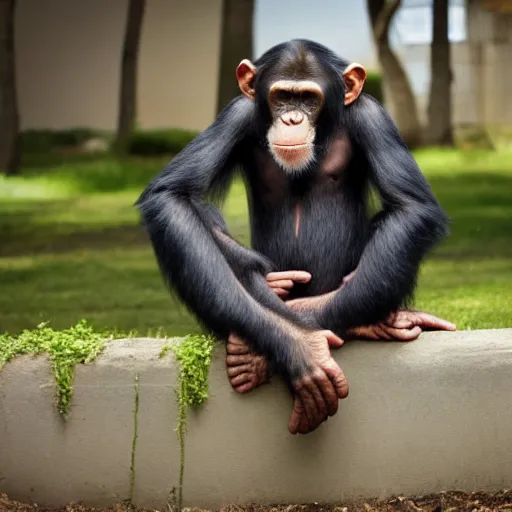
(137, 39, 448, 378)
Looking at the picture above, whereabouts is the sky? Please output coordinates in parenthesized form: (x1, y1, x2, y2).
(253, 0, 467, 71)
(254, 0, 377, 67)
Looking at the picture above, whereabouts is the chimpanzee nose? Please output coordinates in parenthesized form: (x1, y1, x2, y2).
(281, 111, 304, 126)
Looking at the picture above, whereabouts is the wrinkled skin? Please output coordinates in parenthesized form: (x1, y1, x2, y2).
(226, 269, 456, 433)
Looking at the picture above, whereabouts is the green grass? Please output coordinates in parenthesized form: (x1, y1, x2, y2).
(0, 149, 511, 335)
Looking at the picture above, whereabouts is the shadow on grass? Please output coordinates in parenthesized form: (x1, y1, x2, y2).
(1, 171, 511, 260)
(20, 154, 168, 193)
(0, 197, 147, 257)
(0, 224, 149, 257)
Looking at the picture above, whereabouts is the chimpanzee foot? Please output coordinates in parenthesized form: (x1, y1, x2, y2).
(226, 333, 271, 393)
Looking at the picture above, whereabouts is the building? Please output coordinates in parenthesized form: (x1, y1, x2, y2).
(394, 0, 512, 128)
(16, 0, 223, 132)
(14, 0, 512, 133)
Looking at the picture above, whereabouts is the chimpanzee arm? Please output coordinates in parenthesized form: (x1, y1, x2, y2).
(137, 97, 307, 371)
(192, 200, 309, 325)
(316, 94, 449, 332)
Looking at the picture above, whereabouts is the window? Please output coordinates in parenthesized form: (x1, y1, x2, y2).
(392, 0, 467, 45)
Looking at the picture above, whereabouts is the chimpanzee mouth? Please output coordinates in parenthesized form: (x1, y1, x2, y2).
(272, 143, 314, 152)
(270, 143, 315, 173)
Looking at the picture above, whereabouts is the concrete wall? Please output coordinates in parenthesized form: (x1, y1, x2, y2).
(466, 0, 512, 126)
(15, 0, 222, 131)
(396, 39, 512, 128)
(393, 1, 512, 128)
(468, 0, 512, 42)
(1, 329, 512, 509)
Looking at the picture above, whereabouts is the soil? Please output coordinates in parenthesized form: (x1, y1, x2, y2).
(1, 490, 512, 512)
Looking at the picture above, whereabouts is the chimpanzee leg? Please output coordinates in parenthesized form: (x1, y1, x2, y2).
(226, 269, 456, 394)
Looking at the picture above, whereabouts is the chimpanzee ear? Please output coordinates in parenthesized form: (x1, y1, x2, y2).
(236, 59, 257, 100)
(342, 63, 367, 106)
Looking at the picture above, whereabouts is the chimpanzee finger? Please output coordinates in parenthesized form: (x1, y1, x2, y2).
(292, 379, 323, 434)
(322, 330, 344, 348)
(268, 279, 294, 289)
(324, 361, 349, 399)
(384, 325, 422, 341)
(385, 310, 398, 324)
(227, 332, 246, 344)
(274, 288, 289, 298)
(226, 343, 251, 355)
(304, 376, 330, 423)
(347, 326, 379, 340)
(411, 312, 457, 331)
(235, 381, 257, 394)
(386, 314, 413, 329)
(230, 373, 252, 386)
(298, 386, 322, 433)
(226, 354, 252, 365)
(312, 370, 338, 417)
(226, 363, 252, 377)
(266, 271, 312, 283)
(375, 324, 392, 340)
(288, 395, 307, 434)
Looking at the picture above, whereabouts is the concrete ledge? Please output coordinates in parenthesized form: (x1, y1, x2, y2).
(1, 329, 512, 509)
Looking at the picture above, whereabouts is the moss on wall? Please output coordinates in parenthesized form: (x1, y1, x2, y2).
(160, 334, 215, 510)
(0, 320, 108, 417)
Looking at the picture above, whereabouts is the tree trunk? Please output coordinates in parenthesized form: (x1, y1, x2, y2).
(367, 0, 422, 148)
(0, 0, 20, 175)
(115, 0, 146, 153)
(216, 0, 254, 114)
(426, 0, 454, 146)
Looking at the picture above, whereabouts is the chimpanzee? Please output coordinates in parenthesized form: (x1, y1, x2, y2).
(137, 39, 455, 436)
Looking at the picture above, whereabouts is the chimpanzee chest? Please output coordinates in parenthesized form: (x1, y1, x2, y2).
(317, 133, 353, 184)
(245, 132, 353, 206)
(244, 133, 366, 296)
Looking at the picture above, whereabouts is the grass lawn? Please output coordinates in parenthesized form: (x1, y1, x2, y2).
(0, 149, 511, 336)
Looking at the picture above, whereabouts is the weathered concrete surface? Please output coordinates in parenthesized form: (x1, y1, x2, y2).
(1, 329, 512, 509)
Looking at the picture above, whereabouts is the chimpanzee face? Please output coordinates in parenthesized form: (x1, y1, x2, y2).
(236, 49, 366, 174)
(264, 78, 325, 172)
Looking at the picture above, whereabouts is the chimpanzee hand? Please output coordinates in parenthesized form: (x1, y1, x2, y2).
(288, 329, 348, 435)
(225, 326, 345, 395)
(386, 310, 456, 332)
(266, 270, 312, 298)
(284, 293, 335, 328)
(265, 270, 337, 326)
(346, 310, 456, 341)
(346, 323, 423, 341)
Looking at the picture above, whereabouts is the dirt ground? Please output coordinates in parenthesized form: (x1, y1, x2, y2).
(1, 491, 512, 512)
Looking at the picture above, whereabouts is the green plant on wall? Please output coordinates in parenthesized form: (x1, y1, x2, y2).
(161, 333, 215, 510)
(0, 322, 215, 510)
(0, 320, 108, 417)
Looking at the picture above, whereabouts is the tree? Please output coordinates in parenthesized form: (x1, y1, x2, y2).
(0, 0, 20, 175)
(115, 0, 146, 153)
(426, 0, 454, 146)
(367, 0, 422, 148)
(216, 0, 254, 114)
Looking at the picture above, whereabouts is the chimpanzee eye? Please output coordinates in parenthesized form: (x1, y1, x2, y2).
(275, 90, 294, 103)
(300, 91, 318, 104)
